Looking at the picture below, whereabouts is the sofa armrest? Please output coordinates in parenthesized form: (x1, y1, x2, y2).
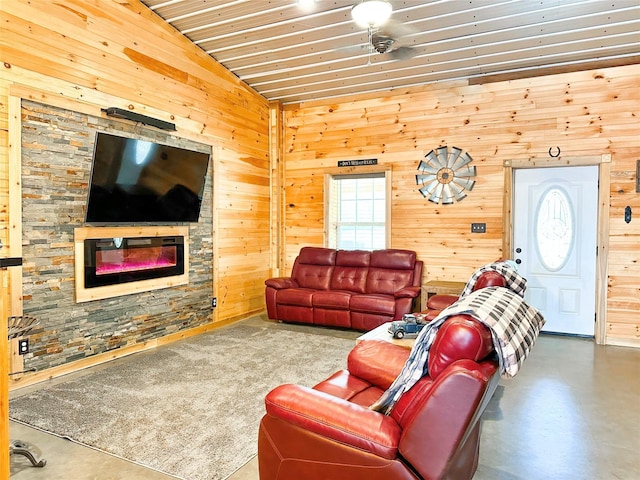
(265, 277, 298, 289)
(264, 383, 402, 459)
(347, 340, 410, 389)
(426, 294, 459, 310)
(394, 286, 421, 298)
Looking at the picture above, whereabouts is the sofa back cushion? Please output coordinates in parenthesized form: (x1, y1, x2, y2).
(474, 270, 506, 290)
(365, 249, 417, 295)
(291, 247, 336, 290)
(330, 250, 370, 293)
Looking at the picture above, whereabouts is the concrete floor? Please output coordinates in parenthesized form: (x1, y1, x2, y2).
(9, 317, 640, 480)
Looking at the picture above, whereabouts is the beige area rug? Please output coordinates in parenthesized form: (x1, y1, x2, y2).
(10, 318, 358, 480)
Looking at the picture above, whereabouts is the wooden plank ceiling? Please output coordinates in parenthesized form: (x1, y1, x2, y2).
(141, 0, 640, 104)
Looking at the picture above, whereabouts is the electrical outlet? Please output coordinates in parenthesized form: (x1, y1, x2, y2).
(211, 297, 217, 308)
(18, 339, 29, 355)
(471, 223, 486, 233)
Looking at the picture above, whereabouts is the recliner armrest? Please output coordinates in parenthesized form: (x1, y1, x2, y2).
(393, 286, 421, 298)
(347, 340, 410, 389)
(426, 294, 459, 310)
(265, 277, 298, 289)
(264, 383, 402, 459)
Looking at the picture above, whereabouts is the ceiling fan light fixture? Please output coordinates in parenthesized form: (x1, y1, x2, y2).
(297, 0, 316, 11)
(351, 0, 393, 29)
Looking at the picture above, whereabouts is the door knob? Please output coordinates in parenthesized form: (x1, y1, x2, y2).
(515, 259, 522, 265)
(515, 248, 522, 253)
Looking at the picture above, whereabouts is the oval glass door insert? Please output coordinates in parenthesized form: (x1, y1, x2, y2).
(535, 186, 574, 271)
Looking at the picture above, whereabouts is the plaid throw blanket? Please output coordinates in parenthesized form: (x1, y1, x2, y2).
(460, 260, 527, 298)
(371, 286, 545, 415)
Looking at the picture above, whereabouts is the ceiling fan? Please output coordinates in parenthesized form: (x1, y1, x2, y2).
(351, 0, 418, 62)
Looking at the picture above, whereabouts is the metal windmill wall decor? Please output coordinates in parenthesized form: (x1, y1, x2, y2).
(416, 146, 477, 204)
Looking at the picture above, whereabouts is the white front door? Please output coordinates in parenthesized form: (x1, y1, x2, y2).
(513, 166, 598, 336)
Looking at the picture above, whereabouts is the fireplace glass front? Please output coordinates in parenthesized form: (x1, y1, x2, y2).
(84, 236, 185, 288)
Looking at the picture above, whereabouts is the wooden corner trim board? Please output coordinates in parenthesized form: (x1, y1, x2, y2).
(1, 269, 10, 478)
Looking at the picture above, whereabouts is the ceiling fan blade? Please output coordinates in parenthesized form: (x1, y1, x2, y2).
(388, 46, 417, 61)
(379, 19, 417, 39)
(333, 43, 369, 54)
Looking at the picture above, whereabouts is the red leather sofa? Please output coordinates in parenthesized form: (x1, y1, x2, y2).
(265, 247, 423, 331)
(258, 314, 499, 480)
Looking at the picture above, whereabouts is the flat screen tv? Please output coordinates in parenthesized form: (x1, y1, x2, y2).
(86, 132, 210, 223)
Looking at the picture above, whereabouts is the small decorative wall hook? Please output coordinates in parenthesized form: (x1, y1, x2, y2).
(548, 146, 561, 158)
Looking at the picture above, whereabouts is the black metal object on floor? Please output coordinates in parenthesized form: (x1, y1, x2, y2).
(6, 309, 47, 469)
(10, 440, 46, 467)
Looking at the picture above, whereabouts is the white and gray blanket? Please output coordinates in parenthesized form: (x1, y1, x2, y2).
(459, 260, 527, 298)
(371, 285, 545, 415)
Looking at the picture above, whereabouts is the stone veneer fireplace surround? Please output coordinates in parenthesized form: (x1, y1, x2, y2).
(19, 100, 213, 373)
(74, 226, 189, 303)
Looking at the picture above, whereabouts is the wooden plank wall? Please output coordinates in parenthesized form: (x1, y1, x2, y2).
(0, 0, 271, 323)
(281, 65, 640, 346)
(0, 1, 271, 453)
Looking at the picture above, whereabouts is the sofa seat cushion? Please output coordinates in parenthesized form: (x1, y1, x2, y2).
(313, 290, 352, 309)
(313, 370, 385, 408)
(277, 288, 316, 307)
(350, 293, 397, 316)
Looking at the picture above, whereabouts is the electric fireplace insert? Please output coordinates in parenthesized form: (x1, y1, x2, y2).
(84, 235, 184, 288)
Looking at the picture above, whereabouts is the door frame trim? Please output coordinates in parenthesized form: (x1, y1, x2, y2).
(503, 155, 611, 344)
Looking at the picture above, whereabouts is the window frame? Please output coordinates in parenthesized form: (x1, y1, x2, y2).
(324, 169, 392, 250)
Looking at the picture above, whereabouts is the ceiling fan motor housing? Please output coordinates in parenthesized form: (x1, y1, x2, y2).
(371, 34, 395, 53)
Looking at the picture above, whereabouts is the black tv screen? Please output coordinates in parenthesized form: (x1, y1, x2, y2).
(86, 132, 210, 223)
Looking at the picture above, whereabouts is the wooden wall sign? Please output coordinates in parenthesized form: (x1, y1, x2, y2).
(338, 159, 378, 167)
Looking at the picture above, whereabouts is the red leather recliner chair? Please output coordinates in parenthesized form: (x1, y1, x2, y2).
(258, 314, 499, 480)
(423, 270, 507, 321)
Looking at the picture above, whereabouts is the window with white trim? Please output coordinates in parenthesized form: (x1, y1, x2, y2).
(326, 172, 389, 250)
